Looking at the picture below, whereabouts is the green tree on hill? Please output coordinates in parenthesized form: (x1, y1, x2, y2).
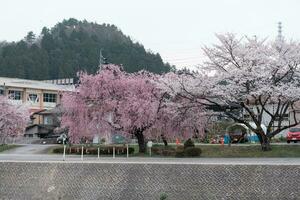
(0, 18, 174, 80)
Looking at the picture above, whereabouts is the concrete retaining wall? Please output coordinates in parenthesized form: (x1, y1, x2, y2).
(0, 162, 299, 200)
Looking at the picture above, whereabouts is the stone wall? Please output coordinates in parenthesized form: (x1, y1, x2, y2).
(0, 162, 299, 200)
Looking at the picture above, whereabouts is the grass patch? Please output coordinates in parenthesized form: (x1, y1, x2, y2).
(135, 143, 300, 158)
(0, 144, 19, 153)
(44, 145, 62, 154)
(49, 143, 300, 158)
(198, 144, 300, 157)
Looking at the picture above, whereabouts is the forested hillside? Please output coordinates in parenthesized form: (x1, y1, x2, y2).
(0, 18, 173, 80)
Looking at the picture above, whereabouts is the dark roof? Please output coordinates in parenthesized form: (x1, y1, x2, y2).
(26, 124, 56, 131)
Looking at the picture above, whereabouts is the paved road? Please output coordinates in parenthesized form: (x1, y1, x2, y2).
(1, 144, 300, 165)
(2, 144, 57, 154)
(1, 153, 300, 165)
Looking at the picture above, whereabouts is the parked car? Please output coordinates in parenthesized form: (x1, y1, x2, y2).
(287, 128, 300, 143)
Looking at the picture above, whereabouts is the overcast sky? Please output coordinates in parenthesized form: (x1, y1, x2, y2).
(1, 0, 300, 69)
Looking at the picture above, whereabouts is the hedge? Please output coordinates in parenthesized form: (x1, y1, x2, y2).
(152, 145, 202, 157)
(184, 147, 202, 157)
(152, 146, 176, 156)
(175, 146, 202, 157)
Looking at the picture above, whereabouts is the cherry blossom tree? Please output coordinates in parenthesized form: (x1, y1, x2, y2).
(0, 96, 30, 144)
(157, 72, 210, 140)
(61, 93, 93, 144)
(62, 65, 207, 152)
(167, 34, 300, 151)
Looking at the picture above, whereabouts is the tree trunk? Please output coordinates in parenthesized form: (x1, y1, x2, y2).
(161, 134, 168, 146)
(162, 139, 168, 146)
(0, 136, 6, 145)
(257, 133, 271, 151)
(261, 136, 271, 151)
(134, 130, 146, 153)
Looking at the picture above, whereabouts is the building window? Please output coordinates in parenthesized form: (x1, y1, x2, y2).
(8, 90, 22, 100)
(275, 113, 289, 121)
(283, 113, 289, 121)
(0, 89, 4, 95)
(43, 93, 57, 103)
(28, 94, 39, 103)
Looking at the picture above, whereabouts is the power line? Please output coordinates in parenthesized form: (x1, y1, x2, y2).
(163, 56, 202, 62)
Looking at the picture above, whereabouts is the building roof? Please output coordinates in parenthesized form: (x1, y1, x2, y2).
(0, 77, 74, 91)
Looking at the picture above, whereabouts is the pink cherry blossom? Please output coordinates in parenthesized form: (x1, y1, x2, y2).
(62, 65, 206, 152)
(0, 96, 30, 143)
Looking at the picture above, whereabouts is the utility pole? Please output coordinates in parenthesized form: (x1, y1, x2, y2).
(277, 22, 283, 41)
(99, 49, 103, 70)
(98, 49, 108, 71)
(3, 82, 6, 96)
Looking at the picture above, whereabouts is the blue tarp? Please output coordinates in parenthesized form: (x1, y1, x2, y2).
(223, 135, 259, 144)
(224, 135, 230, 144)
(248, 135, 260, 142)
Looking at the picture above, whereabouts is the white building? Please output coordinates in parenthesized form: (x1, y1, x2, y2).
(0, 77, 75, 138)
(0, 77, 74, 113)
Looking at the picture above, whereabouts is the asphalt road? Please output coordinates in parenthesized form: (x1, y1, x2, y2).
(0, 155, 300, 165)
(0, 144, 299, 165)
(3, 144, 57, 154)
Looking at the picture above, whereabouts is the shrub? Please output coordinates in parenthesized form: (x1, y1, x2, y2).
(272, 136, 286, 143)
(184, 147, 202, 157)
(175, 145, 185, 157)
(87, 148, 98, 154)
(184, 138, 195, 149)
(151, 146, 162, 154)
(100, 138, 106, 144)
(128, 147, 135, 154)
(151, 145, 176, 156)
(52, 148, 64, 154)
(161, 149, 176, 156)
(160, 193, 168, 200)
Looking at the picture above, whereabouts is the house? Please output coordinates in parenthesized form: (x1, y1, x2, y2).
(25, 107, 64, 138)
